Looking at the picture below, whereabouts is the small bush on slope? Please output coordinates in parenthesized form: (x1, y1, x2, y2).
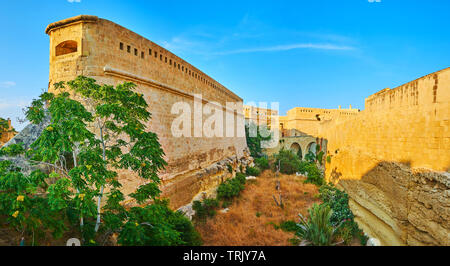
(254, 157, 269, 170)
(246, 166, 261, 177)
(273, 148, 302, 175)
(295, 203, 341, 246)
(319, 184, 369, 245)
(192, 198, 220, 221)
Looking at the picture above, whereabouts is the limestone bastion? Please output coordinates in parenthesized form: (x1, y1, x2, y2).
(43, 15, 251, 209)
(319, 68, 450, 246)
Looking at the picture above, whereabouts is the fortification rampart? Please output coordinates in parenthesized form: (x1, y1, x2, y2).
(319, 68, 450, 246)
(281, 107, 359, 136)
(0, 119, 16, 147)
(321, 68, 450, 172)
(46, 15, 249, 208)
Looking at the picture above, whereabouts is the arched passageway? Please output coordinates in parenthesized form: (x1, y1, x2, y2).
(307, 142, 317, 155)
(290, 142, 302, 159)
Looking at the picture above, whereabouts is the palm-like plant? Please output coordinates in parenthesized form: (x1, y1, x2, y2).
(296, 204, 342, 246)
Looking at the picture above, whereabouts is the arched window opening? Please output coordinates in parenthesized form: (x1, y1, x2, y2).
(55, 40, 78, 56)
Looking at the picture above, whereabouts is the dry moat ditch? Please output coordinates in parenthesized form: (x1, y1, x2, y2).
(194, 170, 366, 246)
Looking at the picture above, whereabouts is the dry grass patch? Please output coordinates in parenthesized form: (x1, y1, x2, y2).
(195, 170, 321, 246)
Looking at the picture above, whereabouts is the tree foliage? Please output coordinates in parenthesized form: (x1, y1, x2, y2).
(273, 148, 302, 175)
(245, 123, 271, 158)
(319, 183, 368, 245)
(295, 204, 342, 246)
(0, 76, 200, 246)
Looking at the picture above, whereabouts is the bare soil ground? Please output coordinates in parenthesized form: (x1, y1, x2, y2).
(195, 170, 321, 246)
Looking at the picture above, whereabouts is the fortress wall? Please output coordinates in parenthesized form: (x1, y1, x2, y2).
(284, 107, 359, 136)
(46, 16, 248, 208)
(319, 68, 450, 245)
(48, 16, 241, 105)
(0, 119, 16, 147)
(321, 68, 450, 173)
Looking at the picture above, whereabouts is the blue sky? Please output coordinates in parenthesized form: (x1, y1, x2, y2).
(1, 0, 449, 130)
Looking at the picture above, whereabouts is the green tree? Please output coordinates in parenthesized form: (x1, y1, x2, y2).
(273, 148, 302, 175)
(245, 123, 271, 158)
(0, 76, 200, 246)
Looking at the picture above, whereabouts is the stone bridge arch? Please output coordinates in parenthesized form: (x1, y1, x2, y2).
(306, 141, 318, 156)
(264, 135, 319, 160)
(290, 142, 302, 159)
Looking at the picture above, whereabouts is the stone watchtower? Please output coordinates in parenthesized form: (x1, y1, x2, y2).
(0, 118, 16, 146)
(45, 15, 249, 208)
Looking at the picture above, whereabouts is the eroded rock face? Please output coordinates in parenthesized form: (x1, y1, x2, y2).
(0, 116, 50, 174)
(177, 152, 253, 218)
(319, 69, 450, 246)
(338, 162, 449, 246)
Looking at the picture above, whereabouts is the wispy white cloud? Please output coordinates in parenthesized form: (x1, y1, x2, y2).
(0, 81, 16, 88)
(161, 37, 204, 54)
(67, 0, 81, 3)
(213, 43, 354, 55)
(160, 13, 356, 58)
(0, 99, 28, 110)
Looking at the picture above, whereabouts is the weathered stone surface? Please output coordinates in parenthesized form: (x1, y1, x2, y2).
(314, 68, 450, 246)
(366, 238, 381, 246)
(45, 15, 248, 209)
(339, 161, 449, 246)
(0, 115, 50, 174)
(177, 203, 195, 220)
(177, 154, 252, 218)
(279, 107, 359, 138)
(3, 114, 49, 149)
(278, 68, 450, 246)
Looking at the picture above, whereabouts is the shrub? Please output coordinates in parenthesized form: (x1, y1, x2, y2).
(215, 173, 247, 208)
(235, 173, 247, 185)
(192, 198, 220, 221)
(279, 220, 298, 232)
(298, 160, 324, 186)
(273, 148, 302, 175)
(246, 166, 261, 177)
(217, 178, 244, 200)
(297, 161, 310, 175)
(296, 204, 341, 246)
(221, 200, 232, 209)
(227, 164, 233, 173)
(118, 200, 202, 246)
(254, 157, 269, 170)
(319, 184, 369, 246)
(317, 151, 325, 166)
(169, 210, 203, 246)
(304, 151, 316, 163)
(319, 184, 353, 225)
(303, 163, 324, 186)
(339, 225, 353, 245)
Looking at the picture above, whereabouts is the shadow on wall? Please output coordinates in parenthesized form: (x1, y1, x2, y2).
(332, 160, 450, 246)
